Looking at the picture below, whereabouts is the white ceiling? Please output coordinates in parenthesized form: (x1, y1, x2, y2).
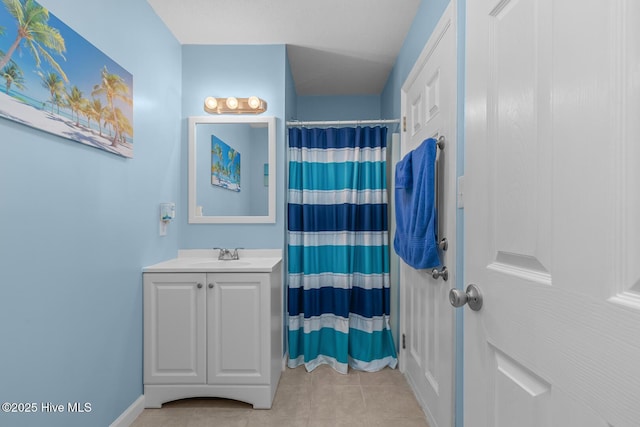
(145, 0, 421, 96)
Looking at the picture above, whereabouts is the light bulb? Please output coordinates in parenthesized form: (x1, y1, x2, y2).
(248, 96, 261, 109)
(226, 97, 238, 109)
(204, 96, 218, 110)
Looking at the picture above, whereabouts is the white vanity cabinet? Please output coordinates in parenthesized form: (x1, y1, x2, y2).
(142, 251, 282, 409)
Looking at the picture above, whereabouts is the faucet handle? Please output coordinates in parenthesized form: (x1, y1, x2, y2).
(232, 248, 244, 260)
(213, 247, 225, 260)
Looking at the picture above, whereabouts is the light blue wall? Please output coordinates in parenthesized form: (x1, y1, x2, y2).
(0, 1, 182, 426)
(380, 1, 465, 426)
(296, 95, 381, 121)
(285, 50, 298, 122)
(381, 0, 451, 120)
(180, 45, 287, 251)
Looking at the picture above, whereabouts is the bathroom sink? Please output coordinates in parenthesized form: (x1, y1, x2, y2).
(189, 260, 251, 267)
(143, 249, 282, 273)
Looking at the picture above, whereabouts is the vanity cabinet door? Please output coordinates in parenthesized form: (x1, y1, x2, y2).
(144, 273, 207, 384)
(207, 273, 270, 385)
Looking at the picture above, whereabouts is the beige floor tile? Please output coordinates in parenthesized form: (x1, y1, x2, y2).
(131, 367, 429, 427)
(130, 410, 190, 427)
(185, 413, 249, 427)
(279, 366, 313, 387)
(308, 384, 365, 420)
(361, 385, 425, 419)
(366, 416, 430, 427)
(308, 416, 368, 427)
(359, 367, 407, 386)
(267, 384, 312, 419)
(246, 415, 309, 427)
(311, 364, 361, 386)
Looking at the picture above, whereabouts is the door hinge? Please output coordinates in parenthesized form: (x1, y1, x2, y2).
(402, 333, 406, 349)
(402, 116, 407, 132)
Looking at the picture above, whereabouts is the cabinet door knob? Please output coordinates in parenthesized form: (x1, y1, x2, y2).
(208, 283, 214, 289)
(197, 283, 203, 289)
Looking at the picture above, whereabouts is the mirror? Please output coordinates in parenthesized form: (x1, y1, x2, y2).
(188, 115, 276, 223)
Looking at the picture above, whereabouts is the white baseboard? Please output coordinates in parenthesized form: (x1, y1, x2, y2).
(109, 395, 145, 427)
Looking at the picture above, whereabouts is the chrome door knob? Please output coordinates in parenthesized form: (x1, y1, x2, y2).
(449, 284, 483, 311)
(197, 283, 203, 289)
(208, 283, 214, 289)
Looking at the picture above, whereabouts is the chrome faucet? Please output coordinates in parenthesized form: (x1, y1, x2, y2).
(213, 247, 243, 260)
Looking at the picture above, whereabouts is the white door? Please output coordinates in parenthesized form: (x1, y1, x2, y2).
(465, 0, 640, 426)
(399, 4, 457, 427)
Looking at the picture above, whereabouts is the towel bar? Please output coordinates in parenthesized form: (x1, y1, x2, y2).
(434, 135, 447, 252)
(432, 266, 448, 281)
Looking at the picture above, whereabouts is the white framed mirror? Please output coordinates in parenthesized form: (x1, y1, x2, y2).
(188, 115, 276, 223)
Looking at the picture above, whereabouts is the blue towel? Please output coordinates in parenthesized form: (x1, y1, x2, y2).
(393, 138, 440, 269)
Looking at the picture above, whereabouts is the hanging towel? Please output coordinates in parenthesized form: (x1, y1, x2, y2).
(393, 138, 441, 269)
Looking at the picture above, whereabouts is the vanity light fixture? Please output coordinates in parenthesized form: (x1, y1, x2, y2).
(203, 96, 267, 114)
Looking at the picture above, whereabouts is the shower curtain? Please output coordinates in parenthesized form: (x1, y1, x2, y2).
(287, 126, 398, 374)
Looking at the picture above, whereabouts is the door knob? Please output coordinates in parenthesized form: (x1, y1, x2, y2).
(449, 284, 483, 311)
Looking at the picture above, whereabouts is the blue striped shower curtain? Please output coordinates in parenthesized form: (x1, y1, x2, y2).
(287, 126, 398, 374)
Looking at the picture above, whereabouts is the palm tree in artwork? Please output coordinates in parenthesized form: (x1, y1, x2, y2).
(91, 66, 132, 147)
(0, 0, 68, 82)
(228, 149, 238, 181)
(115, 108, 132, 145)
(39, 71, 64, 113)
(65, 85, 84, 126)
(2, 61, 25, 94)
(234, 163, 240, 186)
(87, 98, 105, 136)
(51, 92, 63, 114)
(212, 143, 223, 179)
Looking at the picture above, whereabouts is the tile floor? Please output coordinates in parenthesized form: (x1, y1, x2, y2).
(131, 365, 430, 427)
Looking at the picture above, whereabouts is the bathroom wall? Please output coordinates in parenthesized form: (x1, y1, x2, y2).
(180, 45, 287, 251)
(296, 94, 381, 121)
(380, 0, 451, 121)
(0, 0, 182, 426)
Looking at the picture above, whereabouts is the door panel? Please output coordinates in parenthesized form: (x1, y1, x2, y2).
(400, 4, 457, 427)
(488, 0, 553, 284)
(466, 0, 640, 426)
(207, 273, 269, 385)
(143, 273, 206, 385)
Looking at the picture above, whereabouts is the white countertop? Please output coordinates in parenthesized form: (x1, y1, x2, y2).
(143, 249, 282, 273)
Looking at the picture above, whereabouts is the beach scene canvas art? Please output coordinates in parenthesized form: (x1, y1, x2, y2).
(211, 135, 241, 192)
(0, 0, 134, 158)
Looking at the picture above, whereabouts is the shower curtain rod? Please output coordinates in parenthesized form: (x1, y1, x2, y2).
(286, 119, 400, 127)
